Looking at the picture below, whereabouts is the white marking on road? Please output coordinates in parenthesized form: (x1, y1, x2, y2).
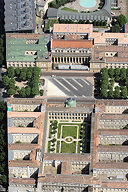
(62, 78, 78, 90)
(82, 79, 89, 85)
(73, 79, 83, 87)
(53, 78, 70, 92)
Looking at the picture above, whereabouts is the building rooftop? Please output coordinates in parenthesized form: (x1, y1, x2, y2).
(43, 153, 90, 162)
(9, 160, 40, 168)
(9, 178, 36, 185)
(97, 145, 128, 152)
(89, 32, 128, 45)
(7, 111, 42, 118)
(101, 181, 128, 188)
(98, 129, 128, 136)
(95, 162, 128, 169)
(4, 0, 36, 32)
(52, 39, 92, 49)
(8, 143, 39, 150)
(7, 98, 43, 105)
(53, 24, 93, 34)
(99, 114, 128, 120)
(8, 127, 40, 134)
(6, 33, 50, 62)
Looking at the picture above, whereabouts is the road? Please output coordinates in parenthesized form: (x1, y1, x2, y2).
(42, 71, 94, 77)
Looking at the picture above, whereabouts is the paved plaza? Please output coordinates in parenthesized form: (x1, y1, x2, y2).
(60, 0, 100, 12)
(47, 77, 93, 97)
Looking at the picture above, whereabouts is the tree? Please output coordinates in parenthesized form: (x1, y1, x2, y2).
(115, 75, 120, 82)
(8, 78, 15, 89)
(101, 82, 108, 90)
(114, 86, 120, 98)
(108, 68, 114, 78)
(0, 175, 7, 186)
(7, 67, 15, 78)
(101, 88, 108, 98)
(110, 24, 120, 33)
(25, 86, 31, 97)
(27, 71, 32, 80)
(20, 71, 26, 81)
(7, 88, 15, 96)
(114, 68, 120, 76)
(19, 87, 26, 97)
(117, 14, 127, 27)
(31, 86, 39, 96)
(121, 86, 127, 99)
(108, 89, 114, 98)
(2, 75, 9, 87)
(120, 68, 126, 81)
(15, 68, 21, 76)
(0, 152, 6, 162)
(125, 78, 128, 87)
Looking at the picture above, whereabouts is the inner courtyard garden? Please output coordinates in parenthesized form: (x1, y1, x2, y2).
(47, 119, 91, 154)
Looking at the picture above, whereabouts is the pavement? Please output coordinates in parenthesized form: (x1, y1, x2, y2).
(42, 71, 94, 77)
(46, 76, 93, 98)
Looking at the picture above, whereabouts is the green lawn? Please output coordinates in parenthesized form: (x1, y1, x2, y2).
(56, 141, 60, 153)
(61, 141, 76, 153)
(48, 141, 51, 153)
(61, 7, 78, 12)
(62, 125, 77, 138)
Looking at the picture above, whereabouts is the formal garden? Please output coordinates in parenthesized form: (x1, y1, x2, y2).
(94, 68, 128, 99)
(47, 119, 91, 154)
(2, 67, 44, 98)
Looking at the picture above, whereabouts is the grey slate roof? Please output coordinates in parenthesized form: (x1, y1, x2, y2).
(47, 0, 112, 21)
(47, 8, 58, 18)
(4, 0, 36, 32)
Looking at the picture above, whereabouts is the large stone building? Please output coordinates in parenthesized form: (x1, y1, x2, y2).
(6, 33, 51, 70)
(53, 23, 128, 72)
(7, 98, 128, 192)
(4, 0, 36, 32)
(7, 99, 45, 192)
(52, 39, 92, 69)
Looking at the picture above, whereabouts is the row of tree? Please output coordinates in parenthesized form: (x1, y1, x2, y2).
(59, 19, 107, 26)
(0, 102, 7, 187)
(2, 67, 41, 97)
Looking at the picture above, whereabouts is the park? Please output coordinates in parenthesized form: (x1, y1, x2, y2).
(47, 119, 91, 154)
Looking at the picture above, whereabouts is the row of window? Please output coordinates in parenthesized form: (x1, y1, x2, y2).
(8, 63, 36, 67)
(54, 49, 90, 53)
(49, 112, 86, 116)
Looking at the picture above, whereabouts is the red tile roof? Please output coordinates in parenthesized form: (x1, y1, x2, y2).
(52, 39, 92, 49)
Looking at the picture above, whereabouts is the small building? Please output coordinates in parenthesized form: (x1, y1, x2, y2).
(65, 98, 76, 108)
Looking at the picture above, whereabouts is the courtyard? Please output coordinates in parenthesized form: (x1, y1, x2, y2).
(60, 0, 100, 12)
(47, 120, 91, 154)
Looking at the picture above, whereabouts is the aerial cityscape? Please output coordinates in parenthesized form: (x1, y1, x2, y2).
(0, 0, 128, 191)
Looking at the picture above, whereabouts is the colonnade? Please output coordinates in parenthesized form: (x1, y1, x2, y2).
(52, 56, 89, 64)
